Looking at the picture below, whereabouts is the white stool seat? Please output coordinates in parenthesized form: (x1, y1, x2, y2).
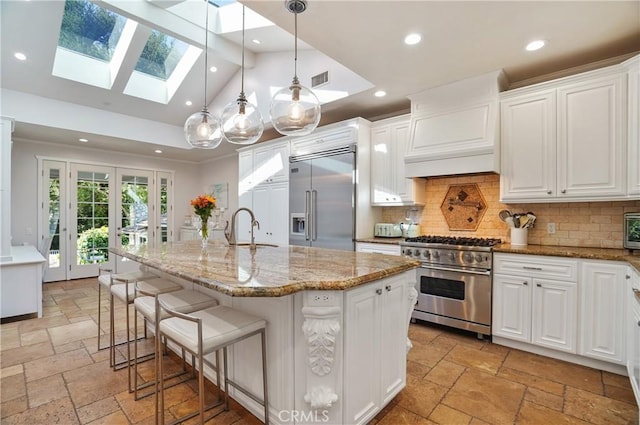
(135, 290, 218, 322)
(98, 270, 156, 287)
(160, 305, 266, 355)
(111, 278, 181, 303)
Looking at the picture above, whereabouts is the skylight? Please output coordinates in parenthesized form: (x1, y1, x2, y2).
(58, 0, 126, 62)
(134, 30, 190, 81)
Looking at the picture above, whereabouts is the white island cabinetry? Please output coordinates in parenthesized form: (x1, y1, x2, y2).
(112, 242, 419, 425)
(355, 242, 401, 256)
(344, 274, 409, 424)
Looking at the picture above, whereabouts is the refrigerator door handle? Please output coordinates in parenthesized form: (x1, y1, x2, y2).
(305, 190, 311, 241)
(311, 190, 318, 241)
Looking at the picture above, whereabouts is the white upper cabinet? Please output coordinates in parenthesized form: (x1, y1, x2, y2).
(370, 115, 425, 206)
(557, 74, 626, 197)
(625, 55, 640, 196)
(500, 64, 630, 202)
(500, 90, 557, 200)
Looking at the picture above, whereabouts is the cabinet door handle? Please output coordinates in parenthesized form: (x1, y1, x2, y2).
(522, 281, 528, 285)
(536, 283, 542, 287)
(547, 190, 552, 195)
(561, 189, 566, 194)
(522, 266, 543, 271)
(385, 285, 392, 292)
(376, 288, 383, 295)
(626, 275, 631, 279)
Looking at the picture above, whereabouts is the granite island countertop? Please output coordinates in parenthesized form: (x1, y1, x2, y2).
(110, 240, 420, 297)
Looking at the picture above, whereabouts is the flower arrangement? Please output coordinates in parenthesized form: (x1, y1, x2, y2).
(190, 194, 216, 242)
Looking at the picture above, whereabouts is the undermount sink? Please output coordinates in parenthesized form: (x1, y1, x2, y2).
(233, 243, 278, 248)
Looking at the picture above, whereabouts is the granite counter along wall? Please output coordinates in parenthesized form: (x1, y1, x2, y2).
(380, 173, 640, 248)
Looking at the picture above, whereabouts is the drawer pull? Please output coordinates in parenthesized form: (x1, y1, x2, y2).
(523, 281, 528, 285)
(522, 266, 543, 271)
(536, 283, 542, 287)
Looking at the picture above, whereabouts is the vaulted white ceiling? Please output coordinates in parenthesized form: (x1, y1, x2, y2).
(2, 0, 639, 162)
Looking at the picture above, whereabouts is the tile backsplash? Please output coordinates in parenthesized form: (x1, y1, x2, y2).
(380, 173, 640, 249)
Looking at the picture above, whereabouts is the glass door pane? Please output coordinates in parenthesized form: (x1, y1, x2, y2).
(116, 169, 153, 273)
(42, 160, 67, 282)
(70, 164, 115, 279)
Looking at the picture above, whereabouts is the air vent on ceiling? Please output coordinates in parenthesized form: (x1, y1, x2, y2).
(311, 71, 329, 88)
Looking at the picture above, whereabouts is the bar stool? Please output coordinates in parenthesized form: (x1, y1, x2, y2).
(132, 288, 219, 400)
(156, 303, 269, 425)
(97, 267, 157, 354)
(109, 277, 182, 391)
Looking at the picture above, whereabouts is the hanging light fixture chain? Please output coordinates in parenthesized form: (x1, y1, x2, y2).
(203, 0, 209, 108)
(239, 5, 246, 97)
(293, 9, 298, 80)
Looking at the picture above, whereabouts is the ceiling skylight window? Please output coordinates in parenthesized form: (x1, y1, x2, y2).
(58, 0, 126, 63)
(134, 30, 189, 81)
(53, 0, 136, 90)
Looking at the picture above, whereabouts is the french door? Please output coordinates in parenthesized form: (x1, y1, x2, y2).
(41, 160, 68, 282)
(40, 160, 173, 280)
(115, 169, 153, 273)
(69, 164, 116, 279)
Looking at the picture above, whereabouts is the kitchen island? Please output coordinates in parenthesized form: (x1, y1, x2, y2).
(110, 240, 420, 425)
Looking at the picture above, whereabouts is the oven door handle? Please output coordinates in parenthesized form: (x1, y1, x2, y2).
(420, 265, 491, 276)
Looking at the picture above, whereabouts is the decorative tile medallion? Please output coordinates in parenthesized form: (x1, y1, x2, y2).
(440, 184, 487, 231)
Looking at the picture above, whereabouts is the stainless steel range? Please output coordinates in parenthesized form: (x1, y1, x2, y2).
(401, 235, 502, 338)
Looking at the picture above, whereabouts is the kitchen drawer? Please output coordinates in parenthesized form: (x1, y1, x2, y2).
(494, 253, 578, 281)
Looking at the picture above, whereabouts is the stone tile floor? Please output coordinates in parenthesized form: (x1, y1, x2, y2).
(1, 278, 638, 424)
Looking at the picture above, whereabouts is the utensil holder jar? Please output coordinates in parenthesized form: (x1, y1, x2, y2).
(510, 228, 528, 246)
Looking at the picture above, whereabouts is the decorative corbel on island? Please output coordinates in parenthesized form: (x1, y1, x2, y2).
(110, 240, 420, 425)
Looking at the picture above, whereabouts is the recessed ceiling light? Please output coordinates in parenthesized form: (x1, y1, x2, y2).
(525, 40, 546, 51)
(209, 66, 217, 73)
(185, 100, 193, 106)
(14, 52, 27, 61)
(252, 39, 261, 45)
(79, 138, 89, 143)
(404, 33, 422, 46)
(374, 90, 386, 98)
(154, 149, 163, 154)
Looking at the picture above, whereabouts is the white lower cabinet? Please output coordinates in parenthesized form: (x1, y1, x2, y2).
(344, 274, 408, 424)
(494, 253, 632, 369)
(493, 273, 576, 353)
(579, 261, 627, 364)
(493, 254, 578, 354)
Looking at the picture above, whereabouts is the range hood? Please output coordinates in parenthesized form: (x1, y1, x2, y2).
(404, 70, 508, 178)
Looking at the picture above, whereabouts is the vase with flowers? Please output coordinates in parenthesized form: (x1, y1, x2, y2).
(190, 194, 216, 248)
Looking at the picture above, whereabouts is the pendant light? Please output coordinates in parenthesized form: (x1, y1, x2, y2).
(184, 0, 222, 149)
(269, 0, 321, 136)
(221, 5, 264, 145)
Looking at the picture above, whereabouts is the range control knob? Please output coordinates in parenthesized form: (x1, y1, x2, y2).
(462, 252, 474, 262)
(475, 254, 486, 262)
(432, 250, 440, 259)
(422, 250, 431, 259)
(449, 252, 456, 260)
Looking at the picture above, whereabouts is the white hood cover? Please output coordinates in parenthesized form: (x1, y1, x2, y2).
(405, 70, 508, 178)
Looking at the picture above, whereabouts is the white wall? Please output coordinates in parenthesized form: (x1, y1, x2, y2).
(10, 138, 203, 246)
(198, 151, 240, 227)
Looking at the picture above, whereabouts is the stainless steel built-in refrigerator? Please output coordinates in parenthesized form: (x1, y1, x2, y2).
(289, 145, 356, 251)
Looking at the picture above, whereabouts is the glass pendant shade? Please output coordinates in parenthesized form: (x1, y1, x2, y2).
(221, 96, 264, 145)
(184, 107, 222, 149)
(270, 78, 321, 136)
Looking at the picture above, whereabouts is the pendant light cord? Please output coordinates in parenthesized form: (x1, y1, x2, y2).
(293, 9, 298, 80)
(240, 5, 245, 96)
(203, 0, 209, 108)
